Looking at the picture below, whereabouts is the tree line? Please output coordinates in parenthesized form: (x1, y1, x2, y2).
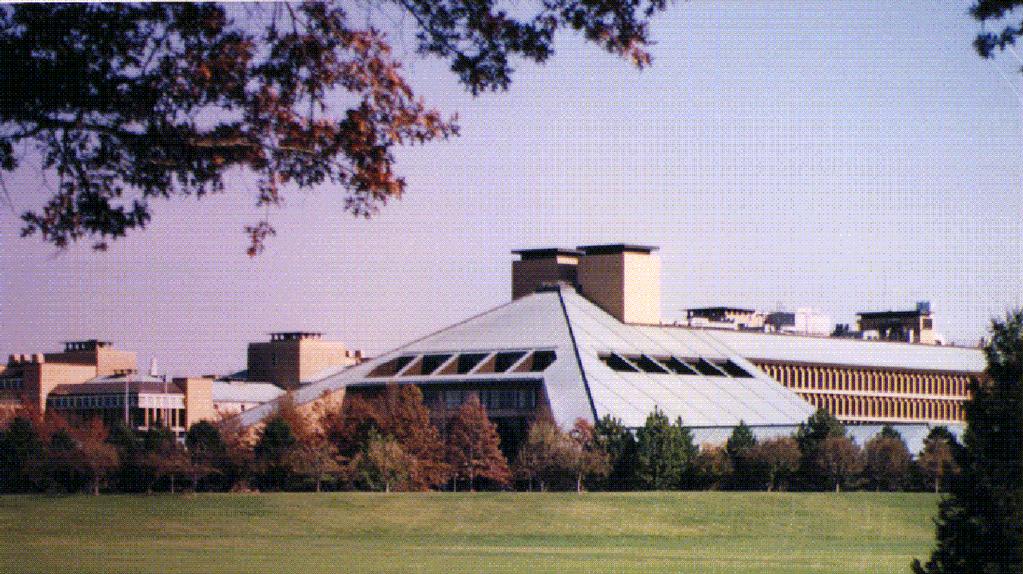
(0, 385, 959, 495)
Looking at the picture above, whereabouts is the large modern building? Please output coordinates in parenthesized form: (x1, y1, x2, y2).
(238, 244, 985, 453)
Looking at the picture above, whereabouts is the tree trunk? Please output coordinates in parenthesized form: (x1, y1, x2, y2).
(835, 481, 841, 493)
(385, 481, 390, 493)
(576, 474, 583, 493)
(315, 478, 322, 493)
(170, 474, 176, 494)
(934, 478, 940, 494)
(92, 477, 100, 496)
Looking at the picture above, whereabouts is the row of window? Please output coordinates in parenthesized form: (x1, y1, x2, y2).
(422, 389, 537, 411)
(0, 377, 23, 391)
(598, 353, 754, 378)
(49, 395, 135, 409)
(369, 350, 556, 378)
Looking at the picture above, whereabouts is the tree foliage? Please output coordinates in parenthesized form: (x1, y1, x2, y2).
(971, 1, 1023, 61)
(634, 408, 697, 490)
(594, 415, 637, 491)
(725, 421, 758, 490)
(914, 310, 1023, 574)
(0, 1, 668, 254)
(863, 428, 911, 492)
(747, 436, 801, 492)
(816, 436, 863, 493)
(445, 395, 510, 491)
(794, 409, 846, 489)
(917, 426, 959, 494)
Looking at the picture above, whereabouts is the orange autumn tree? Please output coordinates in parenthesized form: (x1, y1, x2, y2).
(322, 384, 448, 490)
(445, 395, 510, 491)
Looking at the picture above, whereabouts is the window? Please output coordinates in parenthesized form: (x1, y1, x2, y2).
(632, 355, 669, 374)
(367, 355, 416, 377)
(528, 350, 557, 372)
(689, 358, 727, 376)
(494, 351, 526, 373)
(456, 353, 487, 374)
(713, 360, 754, 378)
(600, 354, 639, 372)
(420, 354, 452, 375)
(660, 357, 698, 375)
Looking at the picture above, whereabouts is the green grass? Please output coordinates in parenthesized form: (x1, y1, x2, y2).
(0, 492, 939, 574)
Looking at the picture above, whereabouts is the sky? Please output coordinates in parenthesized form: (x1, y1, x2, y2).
(1, 1, 1022, 376)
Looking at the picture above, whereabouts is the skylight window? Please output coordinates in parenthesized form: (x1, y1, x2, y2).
(494, 351, 527, 372)
(659, 356, 698, 375)
(632, 355, 669, 374)
(714, 359, 754, 378)
(598, 353, 754, 378)
(456, 353, 487, 374)
(600, 353, 639, 372)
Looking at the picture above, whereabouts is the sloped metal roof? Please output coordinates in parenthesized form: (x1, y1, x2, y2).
(560, 290, 817, 428)
(212, 381, 285, 404)
(236, 291, 592, 427)
(237, 286, 983, 431)
(702, 328, 985, 372)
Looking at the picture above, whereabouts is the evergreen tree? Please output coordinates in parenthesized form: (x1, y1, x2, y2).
(795, 409, 846, 490)
(725, 421, 758, 489)
(0, 416, 43, 493)
(914, 311, 1023, 573)
(917, 426, 960, 494)
(635, 408, 697, 490)
(254, 417, 297, 490)
(594, 415, 638, 490)
(107, 422, 145, 492)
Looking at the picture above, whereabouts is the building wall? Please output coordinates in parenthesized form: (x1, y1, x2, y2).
(753, 360, 974, 424)
(622, 251, 661, 325)
(21, 362, 99, 411)
(179, 377, 216, 427)
(511, 257, 578, 300)
(43, 347, 136, 376)
(247, 339, 357, 389)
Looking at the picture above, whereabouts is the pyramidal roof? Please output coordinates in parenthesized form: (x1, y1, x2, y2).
(237, 287, 821, 429)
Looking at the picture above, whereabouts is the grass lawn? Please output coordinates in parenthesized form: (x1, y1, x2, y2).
(0, 492, 938, 574)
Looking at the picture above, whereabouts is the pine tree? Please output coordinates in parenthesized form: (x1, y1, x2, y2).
(594, 415, 638, 490)
(725, 421, 758, 489)
(635, 408, 697, 490)
(0, 416, 43, 493)
(914, 311, 1023, 573)
(917, 427, 959, 494)
(795, 409, 846, 490)
(445, 396, 511, 491)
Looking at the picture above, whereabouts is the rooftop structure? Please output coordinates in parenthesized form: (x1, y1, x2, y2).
(857, 301, 938, 344)
(246, 332, 362, 389)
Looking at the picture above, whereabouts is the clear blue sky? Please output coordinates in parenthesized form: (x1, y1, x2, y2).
(1, 1, 1021, 375)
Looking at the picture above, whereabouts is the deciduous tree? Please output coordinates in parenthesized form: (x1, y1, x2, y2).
(816, 436, 863, 493)
(1, 1, 668, 254)
(863, 427, 911, 491)
(445, 395, 510, 491)
(566, 419, 610, 493)
(748, 436, 801, 492)
(795, 409, 847, 490)
(356, 431, 411, 492)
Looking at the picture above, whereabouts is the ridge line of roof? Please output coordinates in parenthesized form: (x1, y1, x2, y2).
(557, 288, 598, 422)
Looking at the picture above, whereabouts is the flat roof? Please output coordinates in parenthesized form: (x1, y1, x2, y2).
(857, 310, 929, 318)
(576, 244, 659, 255)
(687, 306, 757, 314)
(511, 248, 583, 260)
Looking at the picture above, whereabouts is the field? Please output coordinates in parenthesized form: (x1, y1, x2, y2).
(0, 492, 938, 574)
